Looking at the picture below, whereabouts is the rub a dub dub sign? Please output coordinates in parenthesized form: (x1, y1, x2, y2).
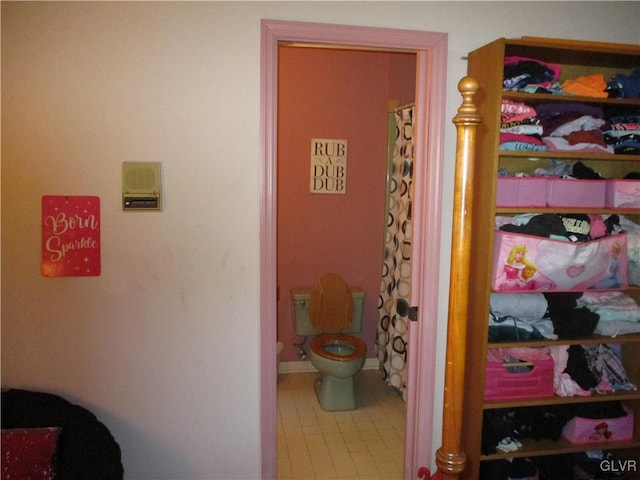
(310, 139, 347, 194)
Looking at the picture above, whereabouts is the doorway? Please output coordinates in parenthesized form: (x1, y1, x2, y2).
(276, 43, 416, 378)
(276, 44, 413, 479)
(261, 20, 448, 479)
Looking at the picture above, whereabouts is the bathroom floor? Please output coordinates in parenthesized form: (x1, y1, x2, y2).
(277, 369, 406, 479)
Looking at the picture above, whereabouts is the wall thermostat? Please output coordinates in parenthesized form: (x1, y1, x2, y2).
(122, 162, 162, 211)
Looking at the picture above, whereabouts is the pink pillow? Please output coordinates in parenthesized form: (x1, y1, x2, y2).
(1, 427, 60, 480)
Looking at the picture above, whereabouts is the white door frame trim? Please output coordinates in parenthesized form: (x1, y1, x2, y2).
(260, 19, 448, 479)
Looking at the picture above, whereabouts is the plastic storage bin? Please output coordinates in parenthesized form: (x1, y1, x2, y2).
(492, 230, 628, 292)
(484, 358, 554, 401)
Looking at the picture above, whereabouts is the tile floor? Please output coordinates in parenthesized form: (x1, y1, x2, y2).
(277, 369, 406, 479)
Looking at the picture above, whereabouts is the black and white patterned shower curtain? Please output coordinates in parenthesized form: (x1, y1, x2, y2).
(377, 105, 414, 399)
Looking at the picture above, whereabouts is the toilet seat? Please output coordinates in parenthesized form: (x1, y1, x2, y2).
(310, 335, 367, 362)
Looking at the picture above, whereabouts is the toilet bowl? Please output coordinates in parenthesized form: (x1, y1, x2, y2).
(309, 334, 367, 411)
(292, 273, 367, 411)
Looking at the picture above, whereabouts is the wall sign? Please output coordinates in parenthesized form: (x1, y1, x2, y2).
(310, 138, 347, 194)
(42, 195, 101, 277)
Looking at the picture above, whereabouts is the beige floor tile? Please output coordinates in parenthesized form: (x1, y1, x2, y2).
(386, 447, 404, 463)
(355, 419, 377, 433)
(322, 432, 344, 445)
(302, 424, 323, 436)
(337, 422, 359, 433)
(360, 429, 381, 441)
(354, 461, 380, 477)
(309, 443, 330, 459)
(288, 442, 311, 459)
(311, 452, 334, 468)
(340, 430, 363, 443)
(290, 455, 315, 478)
(332, 411, 353, 423)
(305, 432, 327, 446)
(373, 419, 394, 431)
(316, 413, 338, 426)
(284, 425, 305, 438)
(349, 449, 374, 465)
(277, 457, 293, 479)
(345, 440, 368, 453)
(364, 439, 388, 452)
(313, 463, 337, 479)
(333, 461, 358, 478)
(383, 436, 402, 450)
(319, 423, 341, 435)
(278, 443, 289, 458)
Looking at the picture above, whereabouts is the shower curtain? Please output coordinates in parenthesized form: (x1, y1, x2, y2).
(377, 104, 414, 399)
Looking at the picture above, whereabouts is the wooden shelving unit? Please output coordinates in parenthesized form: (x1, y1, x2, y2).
(460, 37, 640, 479)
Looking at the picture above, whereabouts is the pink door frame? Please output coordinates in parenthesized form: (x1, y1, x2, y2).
(260, 19, 448, 479)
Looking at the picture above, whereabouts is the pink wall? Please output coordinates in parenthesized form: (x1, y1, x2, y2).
(277, 46, 416, 362)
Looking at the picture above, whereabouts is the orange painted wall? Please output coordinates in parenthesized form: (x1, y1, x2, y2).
(277, 46, 416, 362)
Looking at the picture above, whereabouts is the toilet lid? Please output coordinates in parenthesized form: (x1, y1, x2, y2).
(309, 273, 353, 333)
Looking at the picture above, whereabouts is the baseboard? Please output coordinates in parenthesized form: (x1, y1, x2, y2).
(278, 357, 379, 374)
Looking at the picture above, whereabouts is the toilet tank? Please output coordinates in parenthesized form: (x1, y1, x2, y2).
(291, 288, 365, 335)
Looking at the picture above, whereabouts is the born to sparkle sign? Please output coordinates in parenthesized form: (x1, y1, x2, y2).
(42, 196, 101, 277)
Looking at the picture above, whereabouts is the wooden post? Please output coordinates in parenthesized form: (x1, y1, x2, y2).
(435, 77, 481, 480)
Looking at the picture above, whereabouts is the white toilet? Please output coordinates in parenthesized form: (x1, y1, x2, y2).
(292, 273, 367, 411)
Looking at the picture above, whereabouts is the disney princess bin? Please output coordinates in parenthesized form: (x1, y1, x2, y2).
(492, 231, 628, 292)
(562, 404, 634, 445)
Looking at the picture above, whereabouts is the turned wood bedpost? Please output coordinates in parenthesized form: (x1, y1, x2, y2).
(435, 77, 481, 480)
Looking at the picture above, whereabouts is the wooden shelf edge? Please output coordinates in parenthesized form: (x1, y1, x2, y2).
(498, 150, 640, 162)
(488, 333, 640, 349)
(496, 207, 640, 215)
(502, 90, 640, 107)
(490, 285, 640, 294)
(480, 439, 640, 461)
(507, 37, 640, 55)
(484, 389, 640, 410)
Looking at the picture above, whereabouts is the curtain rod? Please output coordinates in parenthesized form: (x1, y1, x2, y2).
(388, 101, 415, 113)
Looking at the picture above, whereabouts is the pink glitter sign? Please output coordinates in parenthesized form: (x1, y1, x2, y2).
(42, 196, 101, 277)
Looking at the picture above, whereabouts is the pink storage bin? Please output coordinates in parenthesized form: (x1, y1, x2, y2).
(484, 358, 554, 401)
(546, 178, 606, 207)
(605, 180, 640, 209)
(492, 230, 628, 292)
(562, 405, 634, 445)
(496, 177, 547, 207)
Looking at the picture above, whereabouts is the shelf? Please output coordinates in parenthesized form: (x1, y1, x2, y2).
(484, 389, 640, 410)
(488, 333, 640, 349)
(498, 150, 640, 163)
(495, 206, 640, 215)
(480, 437, 640, 461)
(502, 90, 640, 107)
(505, 37, 640, 66)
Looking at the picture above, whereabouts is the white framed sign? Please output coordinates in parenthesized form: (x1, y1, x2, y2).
(310, 138, 347, 194)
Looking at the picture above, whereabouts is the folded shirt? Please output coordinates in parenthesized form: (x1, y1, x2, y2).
(562, 73, 608, 98)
